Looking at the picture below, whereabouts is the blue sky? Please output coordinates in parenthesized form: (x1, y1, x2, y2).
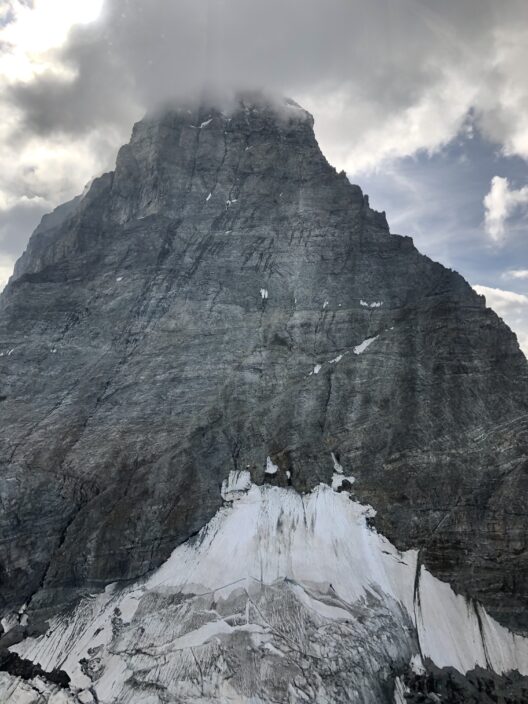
(351, 125, 528, 352)
(356, 127, 528, 287)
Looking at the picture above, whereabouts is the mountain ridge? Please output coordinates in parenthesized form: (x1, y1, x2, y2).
(1, 93, 527, 702)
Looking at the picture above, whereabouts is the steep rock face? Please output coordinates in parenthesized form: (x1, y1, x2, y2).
(0, 94, 527, 656)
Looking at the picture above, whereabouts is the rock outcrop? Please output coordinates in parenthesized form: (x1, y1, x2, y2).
(1, 94, 527, 702)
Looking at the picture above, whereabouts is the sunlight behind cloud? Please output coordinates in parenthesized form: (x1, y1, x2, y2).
(0, 0, 104, 82)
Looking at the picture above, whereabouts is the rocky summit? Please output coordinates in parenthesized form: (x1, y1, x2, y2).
(0, 94, 527, 703)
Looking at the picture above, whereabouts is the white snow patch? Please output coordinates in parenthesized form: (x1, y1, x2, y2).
(265, 457, 279, 475)
(360, 300, 383, 308)
(199, 118, 213, 128)
(393, 676, 409, 704)
(312, 363, 322, 375)
(260, 288, 268, 300)
(1, 614, 17, 633)
(221, 470, 253, 501)
(416, 567, 528, 676)
(331, 452, 343, 474)
(291, 582, 352, 621)
(323, 300, 329, 309)
(171, 619, 233, 650)
(117, 589, 142, 624)
(116, 276, 123, 282)
(206, 192, 212, 201)
(145, 481, 404, 610)
(329, 353, 344, 364)
(353, 336, 378, 355)
(331, 473, 355, 491)
(410, 653, 426, 675)
(93, 654, 131, 703)
(79, 692, 95, 704)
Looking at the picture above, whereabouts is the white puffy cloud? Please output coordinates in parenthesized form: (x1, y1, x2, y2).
(473, 284, 528, 313)
(473, 284, 528, 356)
(502, 269, 528, 281)
(483, 176, 528, 242)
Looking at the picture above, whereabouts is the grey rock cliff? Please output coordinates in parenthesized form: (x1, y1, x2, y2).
(1, 95, 528, 701)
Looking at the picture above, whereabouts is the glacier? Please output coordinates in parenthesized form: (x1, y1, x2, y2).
(1, 466, 527, 703)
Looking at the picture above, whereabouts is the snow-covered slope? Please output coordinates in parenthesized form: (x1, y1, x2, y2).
(2, 468, 527, 703)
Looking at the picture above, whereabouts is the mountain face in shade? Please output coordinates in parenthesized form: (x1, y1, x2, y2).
(0, 94, 527, 703)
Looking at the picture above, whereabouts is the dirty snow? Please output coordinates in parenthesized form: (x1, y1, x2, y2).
(353, 336, 378, 354)
(222, 470, 253, 500)
(265, 457, 279, 475)
(331, 473, 356, 491)
(393, 676, 409, 704)
(360, 300, 383, 308)
(329, 353, 344, 364)
(331, 452, 343, 474)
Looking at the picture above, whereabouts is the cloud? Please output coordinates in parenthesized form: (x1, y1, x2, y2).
(473, 284, 528, 356)
(0, 0, 119, 273)
(483, 176, 528, 242)
(4, 0, 528, 170)
(3, 1, 528, 180)
(502, 269, 528, 281)
(473, 284, 528, 313)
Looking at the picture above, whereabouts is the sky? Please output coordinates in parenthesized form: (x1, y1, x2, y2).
(1, 0, 528, 354)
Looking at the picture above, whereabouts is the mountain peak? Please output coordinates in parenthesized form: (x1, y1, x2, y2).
(12, 95, 387, 282)
(1, 94, 528, 703)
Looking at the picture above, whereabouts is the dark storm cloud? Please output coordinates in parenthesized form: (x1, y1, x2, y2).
(6, 0, 522, 143)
